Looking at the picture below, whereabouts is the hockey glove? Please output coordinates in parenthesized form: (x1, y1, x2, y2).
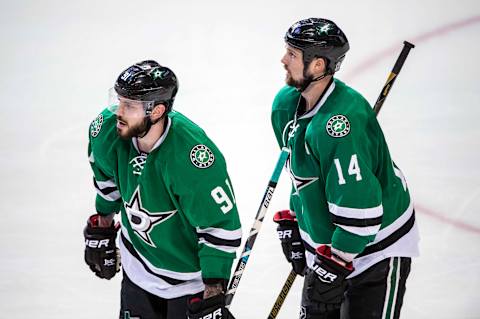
(273, 210, 306, 275)
(83, 214, 120, 280)
(303, 245, 353, 313)
(187, 294, 235, 319)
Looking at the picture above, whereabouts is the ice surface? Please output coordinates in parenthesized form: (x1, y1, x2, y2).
(0, 0, 479, 317)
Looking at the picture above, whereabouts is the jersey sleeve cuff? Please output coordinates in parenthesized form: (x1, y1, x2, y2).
(331, 227, 374, 254)
(95, 196, 121, 216)
(199, 255, 234, 280)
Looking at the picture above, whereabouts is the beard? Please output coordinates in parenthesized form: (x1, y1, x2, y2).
(116, 116, 149, 139)
(285, 69, 311, 90)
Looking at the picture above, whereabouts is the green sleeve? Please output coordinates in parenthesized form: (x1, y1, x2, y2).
(168, 139, 242, 280)
(88, 112, 122, 215)
(317, 117, 383, 254)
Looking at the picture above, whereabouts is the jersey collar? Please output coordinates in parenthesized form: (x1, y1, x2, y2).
(132, 117, 172, 154)
(297, 79, 336, 120)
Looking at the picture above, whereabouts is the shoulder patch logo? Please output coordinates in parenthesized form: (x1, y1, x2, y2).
(90, 114, 104, 138)
(190, 144, 215, 169)
(326, 115, 350, 138)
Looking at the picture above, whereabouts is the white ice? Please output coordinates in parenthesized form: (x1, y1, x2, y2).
(0, 0, 479, 318)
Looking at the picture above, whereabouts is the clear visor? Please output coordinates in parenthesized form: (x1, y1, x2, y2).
(107, 88, 155, 118)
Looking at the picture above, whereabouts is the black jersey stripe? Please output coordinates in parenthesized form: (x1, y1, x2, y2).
(331, 215, 383, 227)
(120, 233, 186, 285)
(93, 178, 118, 195)
(197, 233, 241, 247)
(358, 212, 415, 258)
(303, 240, 316, 255)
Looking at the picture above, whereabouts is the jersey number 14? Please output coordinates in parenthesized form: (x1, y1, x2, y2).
(334, 154, 407, 191)
(334, 154, 362, 185)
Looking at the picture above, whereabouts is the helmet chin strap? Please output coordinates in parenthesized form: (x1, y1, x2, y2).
(136, 117, 153, 138)
(299, 72, 330, 92)
(298, 55, 332, 92)
(136, 112, 166, 138)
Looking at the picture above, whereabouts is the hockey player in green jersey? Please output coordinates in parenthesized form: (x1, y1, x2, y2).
(84, 60, 240, 319)
(271, 18, 419, 319)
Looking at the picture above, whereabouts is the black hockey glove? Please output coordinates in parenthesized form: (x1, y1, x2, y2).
(273, 210, 306, 275)
(83, 214, 120, 280)
(303, 245, 353, 313)
(187, 293, 235, 319)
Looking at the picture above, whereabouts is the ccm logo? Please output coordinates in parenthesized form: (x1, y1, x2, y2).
(197, 308, 222, 319)
(86, 239, 110, 248)
(277, 229, 292, 239)
(312, 264, 337, 283)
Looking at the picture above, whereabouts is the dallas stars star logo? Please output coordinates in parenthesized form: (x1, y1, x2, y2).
(316, 24, 331, 35)
(151, 67, 167, 80)
(286, 156, 318, 195)
(124, 187, 177, 247)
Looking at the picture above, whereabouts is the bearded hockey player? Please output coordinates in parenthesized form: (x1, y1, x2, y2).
(84, 60, 240, 319)
(271, 18, 419, 319)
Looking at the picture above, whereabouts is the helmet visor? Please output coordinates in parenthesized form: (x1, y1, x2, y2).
(107, 88, 155, 118)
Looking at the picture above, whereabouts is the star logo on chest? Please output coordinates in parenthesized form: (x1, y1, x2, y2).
(286, 156, 318, 195)
(124, 187, 177, 247)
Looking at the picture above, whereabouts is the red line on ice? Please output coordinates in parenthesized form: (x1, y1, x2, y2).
(415, 204, 480, 235)
(345, 15, 480, 234)
(344, 15, 480, 81)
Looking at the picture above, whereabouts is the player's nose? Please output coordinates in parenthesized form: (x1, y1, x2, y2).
(281, 52, 289, 66)
(116, 103, 125, 116)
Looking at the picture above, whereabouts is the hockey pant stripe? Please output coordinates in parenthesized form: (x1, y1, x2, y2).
(382, 257, 400, 319)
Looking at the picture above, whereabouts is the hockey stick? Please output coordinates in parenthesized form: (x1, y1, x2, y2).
(225, 147, 291, 308)
(267, 269, 297, 319)
(265, 40, 415, 318)
(373, 41, 415, 114)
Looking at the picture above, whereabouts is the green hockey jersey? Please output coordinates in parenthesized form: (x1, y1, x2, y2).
(88, 109, 242, 298)
(271, 79, 419, 277)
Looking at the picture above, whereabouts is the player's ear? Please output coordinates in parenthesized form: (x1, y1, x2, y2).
(312, 57, 327, 74)
(151, 104, 166, 121)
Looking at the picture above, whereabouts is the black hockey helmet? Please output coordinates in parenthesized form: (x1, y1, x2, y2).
(114, 60, 178, 114)
(285, 18, 349, 75)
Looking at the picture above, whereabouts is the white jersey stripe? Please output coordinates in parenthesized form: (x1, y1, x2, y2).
(120, 239, 204, 298)
(88, 152, 95, 163)
(95, 188, 121, 201)
(198, 239, 238, 253)
(121, 228, 202, 281)
(196, 227, 242, 240)
(299, 228, 321, 250)
(328, 202, 383, 219)
(335, 223, 381, 236)
(95, 179, 117, 189)
(371, 202, 413, 243)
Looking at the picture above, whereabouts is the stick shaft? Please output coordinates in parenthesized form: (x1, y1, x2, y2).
(373, 41, 415, 115)
(267, 270, 297, 319)
(225, 148, 290, 307)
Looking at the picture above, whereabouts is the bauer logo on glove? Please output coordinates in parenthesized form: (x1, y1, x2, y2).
(312, 264, 338, 283)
